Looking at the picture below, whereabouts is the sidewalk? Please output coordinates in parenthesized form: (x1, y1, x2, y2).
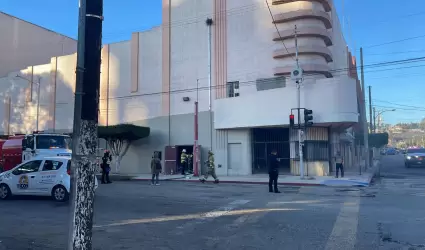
(131, 171, 375, 187)
(107, 160, 379, 187)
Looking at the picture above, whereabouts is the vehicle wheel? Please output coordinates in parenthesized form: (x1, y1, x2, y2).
(52, 185, 69, 202)
(0, 184, 11, 200)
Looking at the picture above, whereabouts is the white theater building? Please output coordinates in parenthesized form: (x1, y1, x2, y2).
(0, 0, 365, 177)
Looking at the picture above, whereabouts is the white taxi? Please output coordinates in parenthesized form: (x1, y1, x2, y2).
(0, 156, 98, 202)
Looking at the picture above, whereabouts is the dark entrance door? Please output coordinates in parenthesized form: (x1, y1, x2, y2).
(252, 128, 290, 174)
(164, 146, 177, 175)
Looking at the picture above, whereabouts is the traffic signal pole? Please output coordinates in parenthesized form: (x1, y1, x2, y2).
(294, 25, 305, 179)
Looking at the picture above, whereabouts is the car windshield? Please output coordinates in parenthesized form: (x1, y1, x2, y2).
(407, 148, 425, 154)
(35, 135, 71, 150)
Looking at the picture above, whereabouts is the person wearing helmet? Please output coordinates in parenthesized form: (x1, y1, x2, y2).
(200, 150, 219, 183)
(101, 150, 112, 184)
(180, 149, 188, 175)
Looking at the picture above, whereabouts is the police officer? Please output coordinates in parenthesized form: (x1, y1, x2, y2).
(101, 150, 112, 184)
(268, 149, 280, 193)
(180, 149, 188, 175)
(200, 150, 219, 183)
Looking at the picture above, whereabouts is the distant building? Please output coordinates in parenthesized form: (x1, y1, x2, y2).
(0, 0, 366, 177)
(0, 11, 77, 77)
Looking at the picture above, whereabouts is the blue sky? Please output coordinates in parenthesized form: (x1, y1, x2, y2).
(1, 0, 424, 124)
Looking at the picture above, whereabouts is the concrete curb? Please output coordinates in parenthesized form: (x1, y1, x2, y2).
(367, 159, 381, 181)
(131, 177, 324, 186)
(96, 174, 136, 182)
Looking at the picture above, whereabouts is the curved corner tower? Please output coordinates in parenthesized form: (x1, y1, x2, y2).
(271, 0, 334, 78)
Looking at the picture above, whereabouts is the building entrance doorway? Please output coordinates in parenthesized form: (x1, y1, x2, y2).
(164, 145, 196, 175)
(251, 127, 290, 174)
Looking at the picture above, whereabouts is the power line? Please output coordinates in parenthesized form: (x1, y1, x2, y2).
(309, 56, 425, 77)
(264, 0, 295, 61)
(101, 62, 425, 102)
(366, 49, 425, 56)
(373, 99, 425, 110)
(359, 34, 425, 49)
(372, 104, 425, 112)
(194, 56, 425, 82)
(99, 56, 425, 101)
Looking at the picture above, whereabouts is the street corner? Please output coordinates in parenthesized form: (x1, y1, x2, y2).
(321, 175, 373, 187)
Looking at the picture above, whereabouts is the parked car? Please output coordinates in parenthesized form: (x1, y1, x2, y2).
(386, 148, 397, 155)
(0, 156, 98, 202)
(405, 148, 425, 168)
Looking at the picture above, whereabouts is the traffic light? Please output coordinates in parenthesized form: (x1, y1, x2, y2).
(304, 109, 313, 127)
(289, 114, 295, 128)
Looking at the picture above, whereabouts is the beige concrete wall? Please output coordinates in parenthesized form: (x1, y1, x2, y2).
(0, 12, 77, 78)
(168, 0, 212, 115)
(54, 54, 76, 131)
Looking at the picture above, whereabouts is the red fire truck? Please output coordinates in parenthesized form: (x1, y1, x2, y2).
(0, 132, 72, 172)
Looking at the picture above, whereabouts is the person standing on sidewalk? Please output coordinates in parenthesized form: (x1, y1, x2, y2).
(151, 152, 162, 185)
(101, 150, 112, 184)
(335, 151, 344, 178)
(200, 150, 219, 183)
(268, 150, 281, 193)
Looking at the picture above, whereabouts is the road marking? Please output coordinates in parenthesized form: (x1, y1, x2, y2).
(174, 199, 250, 235)
(324, 195, 360, 250)
(229, 195, 300, 228)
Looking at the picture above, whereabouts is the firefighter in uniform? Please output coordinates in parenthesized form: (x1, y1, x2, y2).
(180, 149, 188, 175)
(187, 154, 193, 174)
(200, 150, 219, 183)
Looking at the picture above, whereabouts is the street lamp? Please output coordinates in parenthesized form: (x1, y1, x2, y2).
(15, 74, 41, 131)
(374, 108, 396, 132)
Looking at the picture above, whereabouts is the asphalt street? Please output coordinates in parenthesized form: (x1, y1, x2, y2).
(0, 154, 424, 250)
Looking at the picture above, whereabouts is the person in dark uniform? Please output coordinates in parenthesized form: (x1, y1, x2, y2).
(180, 149, 188, 175)
(268, 149, 281, 193)
(101, 150, 112, 184)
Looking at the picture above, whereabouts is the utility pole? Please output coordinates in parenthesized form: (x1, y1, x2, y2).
(68, 0, 103, 249)
(36, 79, 40, 131)
(206, 18, 213, 151)
(373, 107, 376, 133)
(193, 79, 199, 177)
(167, 0, 171, 146)
(360, 47, 369, 170)
(294, 25, 305, 179)
(368, 86, 373, 133)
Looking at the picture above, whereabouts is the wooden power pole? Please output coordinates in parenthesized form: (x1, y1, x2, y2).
(68, 0, 103, 249)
